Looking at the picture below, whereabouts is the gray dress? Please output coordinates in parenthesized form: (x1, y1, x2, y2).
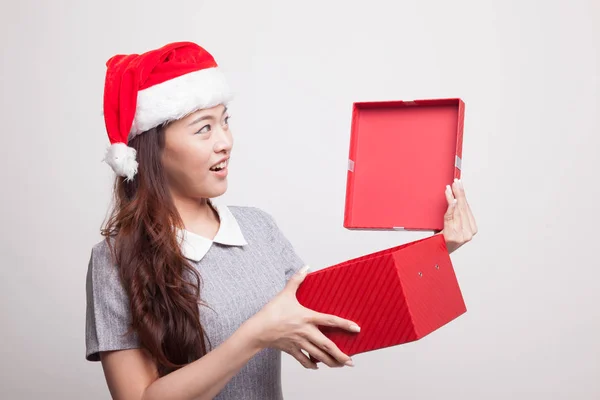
(85, 205, 305, 399)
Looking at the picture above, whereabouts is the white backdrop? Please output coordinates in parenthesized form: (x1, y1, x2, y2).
(1, 0, 598, 399)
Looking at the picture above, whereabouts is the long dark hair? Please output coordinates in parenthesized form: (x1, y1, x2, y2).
(101, 125, 210, 376)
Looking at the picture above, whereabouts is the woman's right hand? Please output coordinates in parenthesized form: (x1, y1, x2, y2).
(248, 265, 361, 369)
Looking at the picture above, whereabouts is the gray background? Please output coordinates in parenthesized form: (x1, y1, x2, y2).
(1, 0, 598, 399)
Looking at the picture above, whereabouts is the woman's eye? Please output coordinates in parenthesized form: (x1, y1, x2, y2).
(197, 124, 211, 134)
(223, 116, 231, 126)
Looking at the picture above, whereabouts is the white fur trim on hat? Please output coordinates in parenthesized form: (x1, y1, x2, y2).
(104, 142, 138, 181)
(128, 67, 233, 140)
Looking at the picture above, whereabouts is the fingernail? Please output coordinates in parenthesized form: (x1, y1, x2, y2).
(299, 265, 310, 274)
(349, 324, 361, 332)
(345, 359, 354, 367)
(446, 185, 451, 192)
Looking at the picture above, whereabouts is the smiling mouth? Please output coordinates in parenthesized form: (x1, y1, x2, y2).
(210, 159, 228, 172)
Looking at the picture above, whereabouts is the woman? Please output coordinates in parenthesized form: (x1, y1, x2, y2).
(85, 41, 477, 400)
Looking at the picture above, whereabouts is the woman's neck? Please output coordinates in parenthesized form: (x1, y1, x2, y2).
(172, 196, 220, 240)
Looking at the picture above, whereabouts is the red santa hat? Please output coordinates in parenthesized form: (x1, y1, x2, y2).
(102, 41, 233, 181)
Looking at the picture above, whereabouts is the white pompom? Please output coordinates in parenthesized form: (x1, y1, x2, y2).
(103, 142, 138, 181)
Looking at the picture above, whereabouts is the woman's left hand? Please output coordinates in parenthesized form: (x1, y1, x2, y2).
(438, 178, 478, 254)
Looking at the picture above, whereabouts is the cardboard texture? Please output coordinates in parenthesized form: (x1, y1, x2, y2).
(295, 234, 466, 362)
(344, 98, 465, 231)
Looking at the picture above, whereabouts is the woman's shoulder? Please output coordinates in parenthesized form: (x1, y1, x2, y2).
(90, 237, 110, 256)
(89, 236, 115, 259)
(223, 205, 287, 244)
(85, 237, 137, 361)
(225, 205, 277, 228)
(87, 237, 119, 278)
(226, 204, 305, 278)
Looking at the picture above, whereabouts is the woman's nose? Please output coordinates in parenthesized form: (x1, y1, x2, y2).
(213, 126, 233, 153)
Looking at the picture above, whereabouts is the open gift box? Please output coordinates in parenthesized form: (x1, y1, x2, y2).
(295, 233, 466, 362)
(294, 98, 468, 362)
(343, 98, 466, 231)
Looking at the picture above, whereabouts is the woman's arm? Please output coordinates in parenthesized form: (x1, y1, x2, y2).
(101, 318, 263, 400)
(100, 266, 358, 400)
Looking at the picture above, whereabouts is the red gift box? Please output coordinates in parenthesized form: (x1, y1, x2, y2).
(344, 98, 465, 231)
(295, 234, 466, 361)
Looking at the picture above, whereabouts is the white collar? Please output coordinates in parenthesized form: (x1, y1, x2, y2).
(177, 204, 247, 262)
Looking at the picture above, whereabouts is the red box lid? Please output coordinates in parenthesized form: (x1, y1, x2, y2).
(296, 234, 467, 361)
(344, 98, 465, 231)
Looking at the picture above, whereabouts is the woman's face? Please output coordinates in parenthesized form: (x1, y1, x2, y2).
(161, 104, 232, 200)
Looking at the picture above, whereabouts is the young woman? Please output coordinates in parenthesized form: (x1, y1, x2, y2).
(85, 41, 477, 400)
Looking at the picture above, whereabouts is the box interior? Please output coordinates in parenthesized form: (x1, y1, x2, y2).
(346, 99, 461, 230)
